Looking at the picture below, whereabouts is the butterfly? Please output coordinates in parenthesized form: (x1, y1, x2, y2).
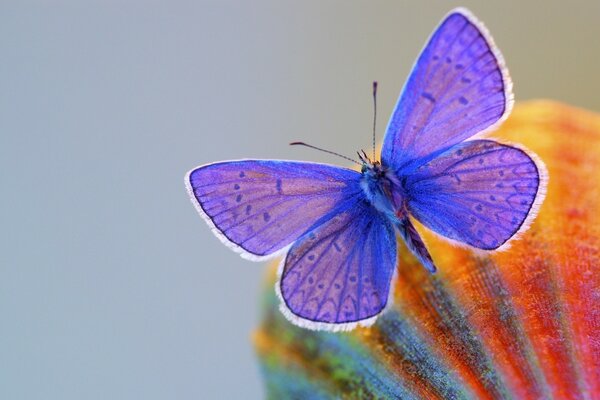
(185, 8, 547, 331)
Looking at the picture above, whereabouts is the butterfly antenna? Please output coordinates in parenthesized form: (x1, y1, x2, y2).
(357, 151, 365, 163)
(361, 149, 370, 163)
(372, 81, 378, 161)
(290, 142, 361, 166)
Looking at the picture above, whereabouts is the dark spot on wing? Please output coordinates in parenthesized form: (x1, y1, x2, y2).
(245, 205, 252, 215)
(476, 204, 483, 212)
(455, 63, 464, 70)
(349, 276, 356, 283)
(446, 57, 452, 63)
(276, 178, 282, 194)
(234, 184, 240, 190)
(422, 92, 436, 103)
(433, 55, 439, 61)
(239, 171, 245, 178)
(499, 170, 505, 176)
(490, 195, 496, 201)
(236, 194, 242, 202)
(263, 212, 271, 222)
(308, 254, 315, 261)
(461, 77, 471, 84)
(308, 277, 314, 284)
(333, 242, 342, 252)
(459, 96, 469, 105)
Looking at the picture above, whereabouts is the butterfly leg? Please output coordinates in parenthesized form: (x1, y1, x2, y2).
(397, 218, 437, 273)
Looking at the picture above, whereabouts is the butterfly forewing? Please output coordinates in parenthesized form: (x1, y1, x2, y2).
(405, 140, 544, 250)
(187, 160, 361, 258)
(279, 202, 397, 329)
(382, 9, 511, 172)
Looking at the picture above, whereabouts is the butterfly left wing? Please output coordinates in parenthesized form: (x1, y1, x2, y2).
(404, 140, 547, 250)
(381, 8, 512, 172)
(186, 160, 362, 259)
(278, 201, 397, 331)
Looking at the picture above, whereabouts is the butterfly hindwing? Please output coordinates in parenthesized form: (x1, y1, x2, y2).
(405, 140, 545, 250)
(382, 8, 512, 172)
(278, 201, 397, 330)
(186, 160, 361, 259)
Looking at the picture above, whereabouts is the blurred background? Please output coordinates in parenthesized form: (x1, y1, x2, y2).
(1, 1, 599, 399)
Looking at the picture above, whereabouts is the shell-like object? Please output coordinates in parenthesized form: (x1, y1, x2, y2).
(254, 101, 600, 399)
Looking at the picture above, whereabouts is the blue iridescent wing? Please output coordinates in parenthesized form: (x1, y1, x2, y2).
(404, 140, 546, 250)
(278, 201, 397, 330)
(381, 8, 512, 172)
(186, 160, 361, 259)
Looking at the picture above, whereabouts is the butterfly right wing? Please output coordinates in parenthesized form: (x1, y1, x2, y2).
(186, 160, 362, 260)
(404, 140, 546, 250)
(278, 200, 397, 331)
(381, 8, 512, 172)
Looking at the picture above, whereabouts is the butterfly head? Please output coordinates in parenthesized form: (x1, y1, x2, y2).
(358, 150, 384, 177)
(360, 160, 384, 176)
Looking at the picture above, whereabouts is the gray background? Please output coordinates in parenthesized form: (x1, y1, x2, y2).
(1, 1, 599, 399)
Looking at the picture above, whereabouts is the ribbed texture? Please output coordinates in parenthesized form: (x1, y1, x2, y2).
(255, 101, 600, 399)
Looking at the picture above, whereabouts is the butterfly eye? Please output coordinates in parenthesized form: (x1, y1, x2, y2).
(361, 165, 367, 173)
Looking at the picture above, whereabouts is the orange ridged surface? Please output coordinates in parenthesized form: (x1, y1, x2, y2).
(256, 101, 600, 399)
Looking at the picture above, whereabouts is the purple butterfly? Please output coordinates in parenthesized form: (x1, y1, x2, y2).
(185, 8, 547, 331)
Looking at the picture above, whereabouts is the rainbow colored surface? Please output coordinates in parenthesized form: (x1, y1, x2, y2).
(255, 101, 600, 399)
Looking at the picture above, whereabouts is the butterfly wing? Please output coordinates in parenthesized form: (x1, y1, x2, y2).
(278, 201, 397, 331)
(404, 140, 547, 250)
(186, 160, 362, 260)
(381, 8, 512, 172)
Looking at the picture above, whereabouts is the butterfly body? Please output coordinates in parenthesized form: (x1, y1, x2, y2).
(360, 159, 404, 222)
(186, 8, 547, 331)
